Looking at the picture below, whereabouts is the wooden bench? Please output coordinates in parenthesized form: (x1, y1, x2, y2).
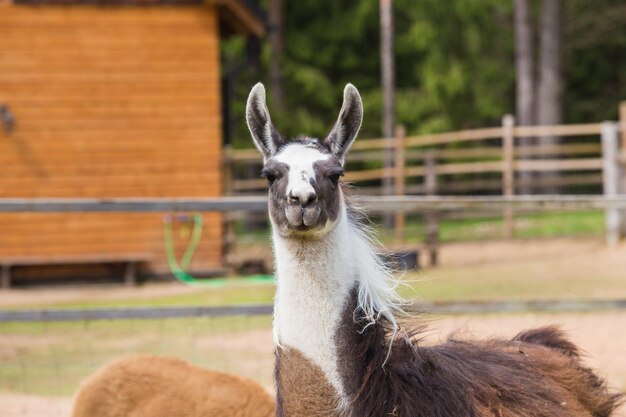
(0, 253, 151, 289)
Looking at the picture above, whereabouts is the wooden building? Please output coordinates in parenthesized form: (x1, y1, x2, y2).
(0, 0, 265, 286)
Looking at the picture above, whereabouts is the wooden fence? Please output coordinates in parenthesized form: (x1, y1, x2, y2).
(223, 107, 626, 250)
(2, 195, 626, 277)
(224, 122, 608, 196)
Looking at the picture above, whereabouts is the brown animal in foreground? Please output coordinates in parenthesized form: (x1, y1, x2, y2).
(246, 82, 624, 417)
(72, 355, 275, 417)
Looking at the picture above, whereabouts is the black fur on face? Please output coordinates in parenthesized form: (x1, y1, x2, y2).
(263, 142, 345, 238)
(246, 83, 362, 237)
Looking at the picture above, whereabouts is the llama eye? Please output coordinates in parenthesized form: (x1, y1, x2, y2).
(261, 170, 277, 185)
(327, 171, 344, 184)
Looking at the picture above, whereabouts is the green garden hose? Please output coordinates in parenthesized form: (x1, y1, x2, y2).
(163, 213, 274, 287)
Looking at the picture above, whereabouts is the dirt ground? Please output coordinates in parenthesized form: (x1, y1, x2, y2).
(0, 392, 73, 417)
(0, 280, 202, 308)
(1, 238, 625, 416)
(435, 236, 613, 267)
(1, 237, 625, 308)
(2, 311, 625, 417)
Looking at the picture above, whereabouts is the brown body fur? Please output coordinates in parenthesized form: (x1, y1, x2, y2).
(275, 348, 338, 417)
(275, 289, 623, 417)
(72, 355, 275, 417)
(339, 289, 622, 417)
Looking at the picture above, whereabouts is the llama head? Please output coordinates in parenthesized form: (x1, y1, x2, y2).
(246, 83, 363, 238)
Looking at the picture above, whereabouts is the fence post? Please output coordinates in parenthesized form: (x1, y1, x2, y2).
(221, 146, 235, 270)
(393, 125, 406, 245)
(1, 265, 11, 290)
(424, 152, 439, 266)
(619, 101, 626, 155)
(382, 132, 395, 229)
(617, 101, 626, 237)
(601, 121, 621, 246)
(502, 114, 515, 239)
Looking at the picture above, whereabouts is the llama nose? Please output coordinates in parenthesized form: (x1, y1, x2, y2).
(288, 190, 317, 208)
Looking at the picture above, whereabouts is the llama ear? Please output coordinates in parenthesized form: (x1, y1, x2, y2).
(246, 83, 283, 159)
(324, 83, 363, 162)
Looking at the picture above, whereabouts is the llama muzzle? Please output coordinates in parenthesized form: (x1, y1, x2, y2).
(285, 203, 321, 228)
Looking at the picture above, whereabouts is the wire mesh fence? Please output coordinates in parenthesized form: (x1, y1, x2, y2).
(2, 302, 626, 417)
(0, 308, 275, 417)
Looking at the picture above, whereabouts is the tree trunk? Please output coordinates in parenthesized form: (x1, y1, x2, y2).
(537, 0, 563, 193)
(514, 0, 535, 194)
(380, 0, 395, 140)
(380, 0, 395, 227)
(269, 0, 285, 112)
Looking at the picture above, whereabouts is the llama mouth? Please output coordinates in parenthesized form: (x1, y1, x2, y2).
(285, 205, 321, 229)
(283, 222, 328, 237)
(290, 224, 316, 231)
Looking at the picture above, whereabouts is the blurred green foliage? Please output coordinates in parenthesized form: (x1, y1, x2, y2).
(223, 0, 625, 148)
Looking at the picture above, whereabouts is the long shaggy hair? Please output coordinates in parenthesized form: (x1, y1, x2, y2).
(336, 193, 623, 417)
(335, 287, 623, 417)
(343, 190, 408, 336)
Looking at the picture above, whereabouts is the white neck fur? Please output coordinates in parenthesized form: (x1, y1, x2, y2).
(272, 198, 405, 405)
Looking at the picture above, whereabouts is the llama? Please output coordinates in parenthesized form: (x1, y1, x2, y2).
(246, 82, 623, 417)
(71, 355, 275, 417)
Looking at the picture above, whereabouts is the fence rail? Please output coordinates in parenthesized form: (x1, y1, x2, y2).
(3, 299, 626, 322)
(348, 123, 605, 149)
(2, 195, 626, 213)
(226, 142, 604, 163)
(224, 120, 622, 196)
(2, 195, 625, 266)
(224, 115, 625, 248)
(0, 304, 273, 322)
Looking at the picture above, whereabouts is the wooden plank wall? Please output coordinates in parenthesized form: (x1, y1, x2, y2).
(0, 6, 223, 278)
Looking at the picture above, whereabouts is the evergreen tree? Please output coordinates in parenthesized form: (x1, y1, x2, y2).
(222, 0, 623, 148)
